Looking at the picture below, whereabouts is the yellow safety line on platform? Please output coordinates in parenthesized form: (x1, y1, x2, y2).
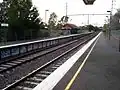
(65, 34, 101, 90)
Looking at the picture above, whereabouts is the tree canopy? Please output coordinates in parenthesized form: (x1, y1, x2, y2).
(110, 9, 120, 30)
(48, 12, 57, 30)
(7, 0, 41, 40)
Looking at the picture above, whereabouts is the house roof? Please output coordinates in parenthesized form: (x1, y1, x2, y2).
(62, 23, 78, 30)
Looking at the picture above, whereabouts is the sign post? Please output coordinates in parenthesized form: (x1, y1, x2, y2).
(0, 23, 9, 44)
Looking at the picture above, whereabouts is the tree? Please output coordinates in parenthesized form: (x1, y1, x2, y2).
(0, 1, 9, 42)
(0, 1, 8, 24)
(54, 16, 69, 30)
(103, 24, 108, 32)
(48, 12, 57, 30)
(110, 9, 120, 30)
(60, 16, 69, 24)
(87, 25, 94, 32)
(7, 0, 41, 40)
(55, 20, 63, 30)
(39, 22, 47, 29)
(86, 25, 101, 32)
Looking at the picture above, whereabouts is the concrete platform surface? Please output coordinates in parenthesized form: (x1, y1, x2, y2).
(53, 33, 120, 90)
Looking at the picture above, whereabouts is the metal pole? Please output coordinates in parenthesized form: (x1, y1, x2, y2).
(109, 14, 111, 40)
(65, 2, 68, 24)
(45, 11, 46, 23)
(45, 10, 49, 24)
(105, 16, 109, 37)
(88, 14, 89, 25)
(88, 14, 90, 32)
(119, 36, 120, 52)
(109, 0, 114, 40)
(66, 2, 68, 17)
(45, 10, 47, 24)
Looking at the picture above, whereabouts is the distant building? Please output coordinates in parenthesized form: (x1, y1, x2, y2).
(61, 23, 79, 35)
(62, 23, 79, 30)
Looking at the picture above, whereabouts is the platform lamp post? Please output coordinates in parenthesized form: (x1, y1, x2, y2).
(106, 16, 109, 37)
(107, 10, 111, 40)
(117, 18, 120, 52)
(45, 10, 49, 24)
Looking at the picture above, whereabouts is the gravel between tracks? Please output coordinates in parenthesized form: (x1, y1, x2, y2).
(0, 38, 83, 89)
(0, 34, 94, 89)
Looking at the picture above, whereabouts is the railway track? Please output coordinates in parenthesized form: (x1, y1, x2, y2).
(0, 33, 94, 74)
(0, 40, 77, 73)
(2, 33, 97, 90)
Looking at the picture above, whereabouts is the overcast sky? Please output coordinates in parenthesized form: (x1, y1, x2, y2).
(0, 0, 120, 26)
(32, 0, 120, 26)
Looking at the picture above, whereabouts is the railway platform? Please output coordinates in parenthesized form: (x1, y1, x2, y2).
(33, 32, 120, 90)
(53, 33, 120, 90)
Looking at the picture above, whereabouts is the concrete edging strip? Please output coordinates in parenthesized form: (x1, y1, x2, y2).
(33, 32, 102, 90)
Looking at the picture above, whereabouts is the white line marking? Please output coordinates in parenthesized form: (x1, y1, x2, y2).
(65, 34, 100, 90)
(33, 32, 102, 90)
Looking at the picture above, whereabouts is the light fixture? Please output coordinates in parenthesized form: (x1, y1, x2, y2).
(83, 0, 96, 5)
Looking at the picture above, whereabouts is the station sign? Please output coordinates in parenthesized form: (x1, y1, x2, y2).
(83, 0, 96, 5)
(1, 23, 9, 27)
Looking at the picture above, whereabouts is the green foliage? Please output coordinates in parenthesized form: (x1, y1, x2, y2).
(40, 22, 47, 29)
(54, 16, 69, 30)
(48, 12, 57, 30)
(87, 25, 94, 32)
(110, 9, 120, 30)
(7, 0, 41, 40)
(103, 24, 108, 32)
(60, 16, 69, 24)
(55, 21, 63, 30)
(39, 29, 50, 37)
(87, 25, 101, 32)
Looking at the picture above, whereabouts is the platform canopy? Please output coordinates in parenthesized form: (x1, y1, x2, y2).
(83, 0, 96, 5)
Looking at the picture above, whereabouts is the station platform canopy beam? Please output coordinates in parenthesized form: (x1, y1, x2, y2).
(83, 0, 96, 5)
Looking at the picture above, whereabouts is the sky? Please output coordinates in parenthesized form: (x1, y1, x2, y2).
(0, 0, 120, 26)
(32, 0, 120, 26)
